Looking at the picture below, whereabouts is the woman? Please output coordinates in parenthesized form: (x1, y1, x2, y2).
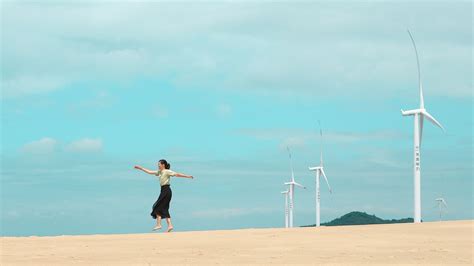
(134, 159, 193, 232)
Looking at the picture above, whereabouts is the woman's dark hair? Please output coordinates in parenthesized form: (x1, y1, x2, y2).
(159, 159, 171, 169)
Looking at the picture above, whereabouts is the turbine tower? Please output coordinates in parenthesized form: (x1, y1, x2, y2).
(284, 147, 306, 228)
(435, 197, 448, 221)
(401, 30, 445, 223)
(309, 121, 332, 227)
(281, 189, 289, 228)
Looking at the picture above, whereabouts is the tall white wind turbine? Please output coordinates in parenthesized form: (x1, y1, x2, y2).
(281, 189, 289, 228)
(309, 122, 332, 227)
(284, 147, 306, 228)
(435, 197, 448, 221)
(402, 30, 445, 223)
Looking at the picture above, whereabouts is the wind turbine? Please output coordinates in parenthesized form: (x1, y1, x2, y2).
(284, 146, 306, 228)
(309, 121, 332, 227)
(281, 189, 289, 228)
(435, 197, 448, 221)
(401, 30, 445, 223)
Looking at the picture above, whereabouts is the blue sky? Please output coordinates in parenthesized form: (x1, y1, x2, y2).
(1, 1, 472, 236)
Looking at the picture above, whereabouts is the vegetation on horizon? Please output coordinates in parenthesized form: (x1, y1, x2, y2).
(301, 211, 414, 227)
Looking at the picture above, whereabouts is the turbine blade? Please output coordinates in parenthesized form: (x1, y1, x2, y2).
(287, 146, 295, 182)
(294, 182, 306, 189)
(319, 120, 323, 166)
(422, 111, 445, 132)
(320, 169, 332, 193)
(407, 29, 424, 109)
(442, 199, 448, 207)
(419, 83, 425, 109)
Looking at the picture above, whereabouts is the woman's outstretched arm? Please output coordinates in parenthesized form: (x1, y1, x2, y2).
(134, 165, 158, 175)
(174, 172, 193, 179)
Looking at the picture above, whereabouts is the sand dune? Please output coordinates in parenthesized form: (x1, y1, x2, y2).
(2, 220, 472, 265)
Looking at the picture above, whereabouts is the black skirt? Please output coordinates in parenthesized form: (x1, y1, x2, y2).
(151, 185, 172, 219)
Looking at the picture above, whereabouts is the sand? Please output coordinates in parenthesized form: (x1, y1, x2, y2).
(1, 220, 473, 265)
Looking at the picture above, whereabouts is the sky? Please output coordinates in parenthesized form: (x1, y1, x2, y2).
(1, 0, 472, 236)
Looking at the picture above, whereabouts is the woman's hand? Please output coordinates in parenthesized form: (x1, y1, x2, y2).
(134, 165, 142, 170)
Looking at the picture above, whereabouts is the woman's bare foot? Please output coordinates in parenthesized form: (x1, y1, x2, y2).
(152, 225, 162, 231)
(167, 226, 174, 232)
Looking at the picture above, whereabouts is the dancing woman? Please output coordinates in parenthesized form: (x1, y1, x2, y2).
(134, 159, 193, 232)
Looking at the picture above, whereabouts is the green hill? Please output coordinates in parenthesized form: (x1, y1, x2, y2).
(301, 211, 414, 227)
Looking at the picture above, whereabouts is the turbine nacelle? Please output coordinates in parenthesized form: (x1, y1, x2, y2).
(308, 166, 332, 193)
(401, 108, 425, 116)
(435, 198, 448, 207)
(401, 108, 445, 131)
(284, 181, 306, 189)
(308, 166, 323, 171)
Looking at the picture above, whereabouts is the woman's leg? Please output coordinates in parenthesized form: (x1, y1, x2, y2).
(152, 187, 168, 231)
(166, 218, 173, 232)
(162, 186, 173, 232)
(156, 215, 162, 227)
(152, 216, 162, 230)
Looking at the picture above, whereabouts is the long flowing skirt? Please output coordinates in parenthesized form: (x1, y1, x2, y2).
(151, 185, 172, 219)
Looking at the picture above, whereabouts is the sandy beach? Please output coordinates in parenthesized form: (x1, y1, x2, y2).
(2, 220, 472, 265)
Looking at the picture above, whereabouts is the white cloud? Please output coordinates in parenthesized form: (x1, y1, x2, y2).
(236, 128, 404, 147)
(1, 76, 67, 99)
(68, 90, 116, 115)
(64, 138, 103, 153)
(20, 137, 103, 155)
(20, 137, 58, 155)
(1, 2, 471, 99)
